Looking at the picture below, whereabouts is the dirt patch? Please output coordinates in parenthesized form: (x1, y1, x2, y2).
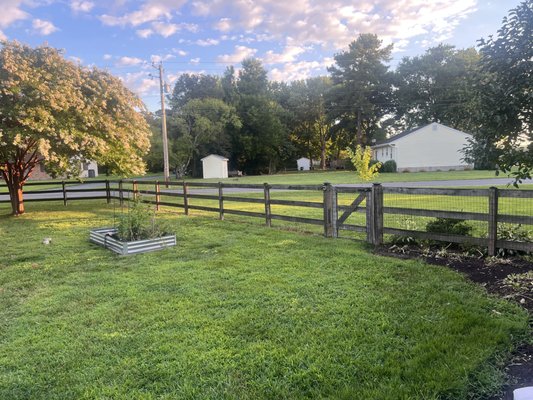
(376, 246, 533, 400)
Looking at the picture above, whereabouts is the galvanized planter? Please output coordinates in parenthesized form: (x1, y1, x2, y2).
(90, 227, 176, 255)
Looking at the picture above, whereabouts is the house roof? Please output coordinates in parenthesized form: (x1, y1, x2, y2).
(373, 124, 430, 147)
(372, 122, 473, 148)
(201, 154, 229, 162)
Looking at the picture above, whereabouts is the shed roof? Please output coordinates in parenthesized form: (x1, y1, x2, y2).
(201, 154, 229, 162)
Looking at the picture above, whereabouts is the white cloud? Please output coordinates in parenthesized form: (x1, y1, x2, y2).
(217, 45, 257, 63)
(0, 30, 6, 40)
(263, 45, 306, 64)
(151, 54, 175, 63)
(69, 56, 83, 64)
(116, 56, 144, 66)
(190, 57, 200, 64)
(136, 28, 153, 38)
(187, 0, 478, 51)
(215, 17, 232, 32)
(0, 0, 28, 30)
(32, 19, 58, 36)
(174, 49, 187, 56)
(100, 0, 185, 27)
(103, 54, 112, 60)
(120, 71, 158, 96)
(151, 21, 178, 37)
(269, 57, 334, 81)
(196, 38, 219, 46)
(70, 0, 94, 13)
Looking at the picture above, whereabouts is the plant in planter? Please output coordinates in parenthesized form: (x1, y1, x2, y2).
(90, 198, 176, 255)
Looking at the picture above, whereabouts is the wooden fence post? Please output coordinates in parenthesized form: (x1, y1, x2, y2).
(488, 186, 498, 256)
(218, 182, 224, 220)
(366, 189, 373, 244)
(118, 180, 124, 206)
(132, 180, 138, 201)
(372, 183, 384, 245)
(62, 181, 67, 206)
(183, 181, 189, 215)
(105, 180, 111, 204)
(323, 183, 338, 238)
(264, 183, 272, 227)
(155, 180, 161, 211)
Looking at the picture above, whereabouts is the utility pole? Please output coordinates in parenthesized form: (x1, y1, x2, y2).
(153, 62, 170, 182)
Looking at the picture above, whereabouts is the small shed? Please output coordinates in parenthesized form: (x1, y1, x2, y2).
(297, 157, 311, 171)
(201, 154, 229, 179)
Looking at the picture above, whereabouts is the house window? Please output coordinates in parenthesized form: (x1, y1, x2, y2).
(82, 162, 90, 171)
(385, 148, 388, 156)
(39, 163, 46, 172)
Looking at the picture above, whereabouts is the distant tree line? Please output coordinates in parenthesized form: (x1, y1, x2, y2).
(145, 1, 531, 181)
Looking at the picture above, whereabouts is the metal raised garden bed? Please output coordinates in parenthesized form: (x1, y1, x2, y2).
(90, 227, 176, 255)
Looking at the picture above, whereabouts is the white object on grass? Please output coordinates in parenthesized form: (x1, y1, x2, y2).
(514, 387, 533, 400)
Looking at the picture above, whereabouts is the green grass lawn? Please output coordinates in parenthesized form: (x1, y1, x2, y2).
(197, 169, 503, 185)
(0, 201, 529, 400)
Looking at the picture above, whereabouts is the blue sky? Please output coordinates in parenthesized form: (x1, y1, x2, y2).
(0, 0, 521, 110)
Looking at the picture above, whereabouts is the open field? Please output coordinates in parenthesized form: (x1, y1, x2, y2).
(0, 170, 504, 195)
(0, 201, 529, 399)
(194, 169, 504, 185)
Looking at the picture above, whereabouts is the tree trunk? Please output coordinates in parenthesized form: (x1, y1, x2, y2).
(5, 176, 25, 215)
(320, 135, 327, 170)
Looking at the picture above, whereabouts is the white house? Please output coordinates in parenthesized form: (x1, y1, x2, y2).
(297, 157, 311, 171)
(371, 123, 473, 172)
(201, 154, 229, 179)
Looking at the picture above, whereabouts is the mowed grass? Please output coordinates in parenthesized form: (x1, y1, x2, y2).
(198, 169, 502, 185)
(0, 201, 530, 400)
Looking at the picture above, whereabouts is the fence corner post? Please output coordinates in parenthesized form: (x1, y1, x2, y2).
(218, 182, 224, 220)
(155, 180, 161, 211)
(132, 180, 138, 201)
(488, 186, 498, 256)
(118, 180, 124, 206)
(105, 179, 111, 204)
(323, 182, 338, 238)
(371, 183, 383, 246)
(366, 188, 373, 244)
(182, 181, 189, 215)
(62, 180, 67, 206)
(264, 183, 272, 227)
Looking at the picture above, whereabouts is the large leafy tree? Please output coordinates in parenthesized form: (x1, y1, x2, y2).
(171, 98, 241, 178)
(288, 77, 333, 169)
(168, 73, 224, 109)
(470, 1, 532, 182)
(233, 59, 289, 174)
(327, 34, 394, 146)
(0, 41, 151, 215)
(394, 45, 483, 133)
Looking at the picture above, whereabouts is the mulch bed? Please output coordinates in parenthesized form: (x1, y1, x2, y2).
(376, 246, 533, 400)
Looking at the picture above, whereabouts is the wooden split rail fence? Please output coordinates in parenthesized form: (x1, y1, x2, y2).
(1, 179, 532, 255)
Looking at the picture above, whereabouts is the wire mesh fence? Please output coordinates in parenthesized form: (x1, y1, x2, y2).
(1, 180, 532, 254)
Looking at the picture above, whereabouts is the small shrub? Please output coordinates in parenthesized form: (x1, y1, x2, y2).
(425, 218, 473, 236)
(116, 198, 172, 241)
(494, 223, 532, 257)
(381, 160, 397, 173)
(346, 145, 381, 181)
(389, 217, 419, 246)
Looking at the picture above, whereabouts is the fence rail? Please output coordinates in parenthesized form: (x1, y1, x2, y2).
(1, 179, 532, 254)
